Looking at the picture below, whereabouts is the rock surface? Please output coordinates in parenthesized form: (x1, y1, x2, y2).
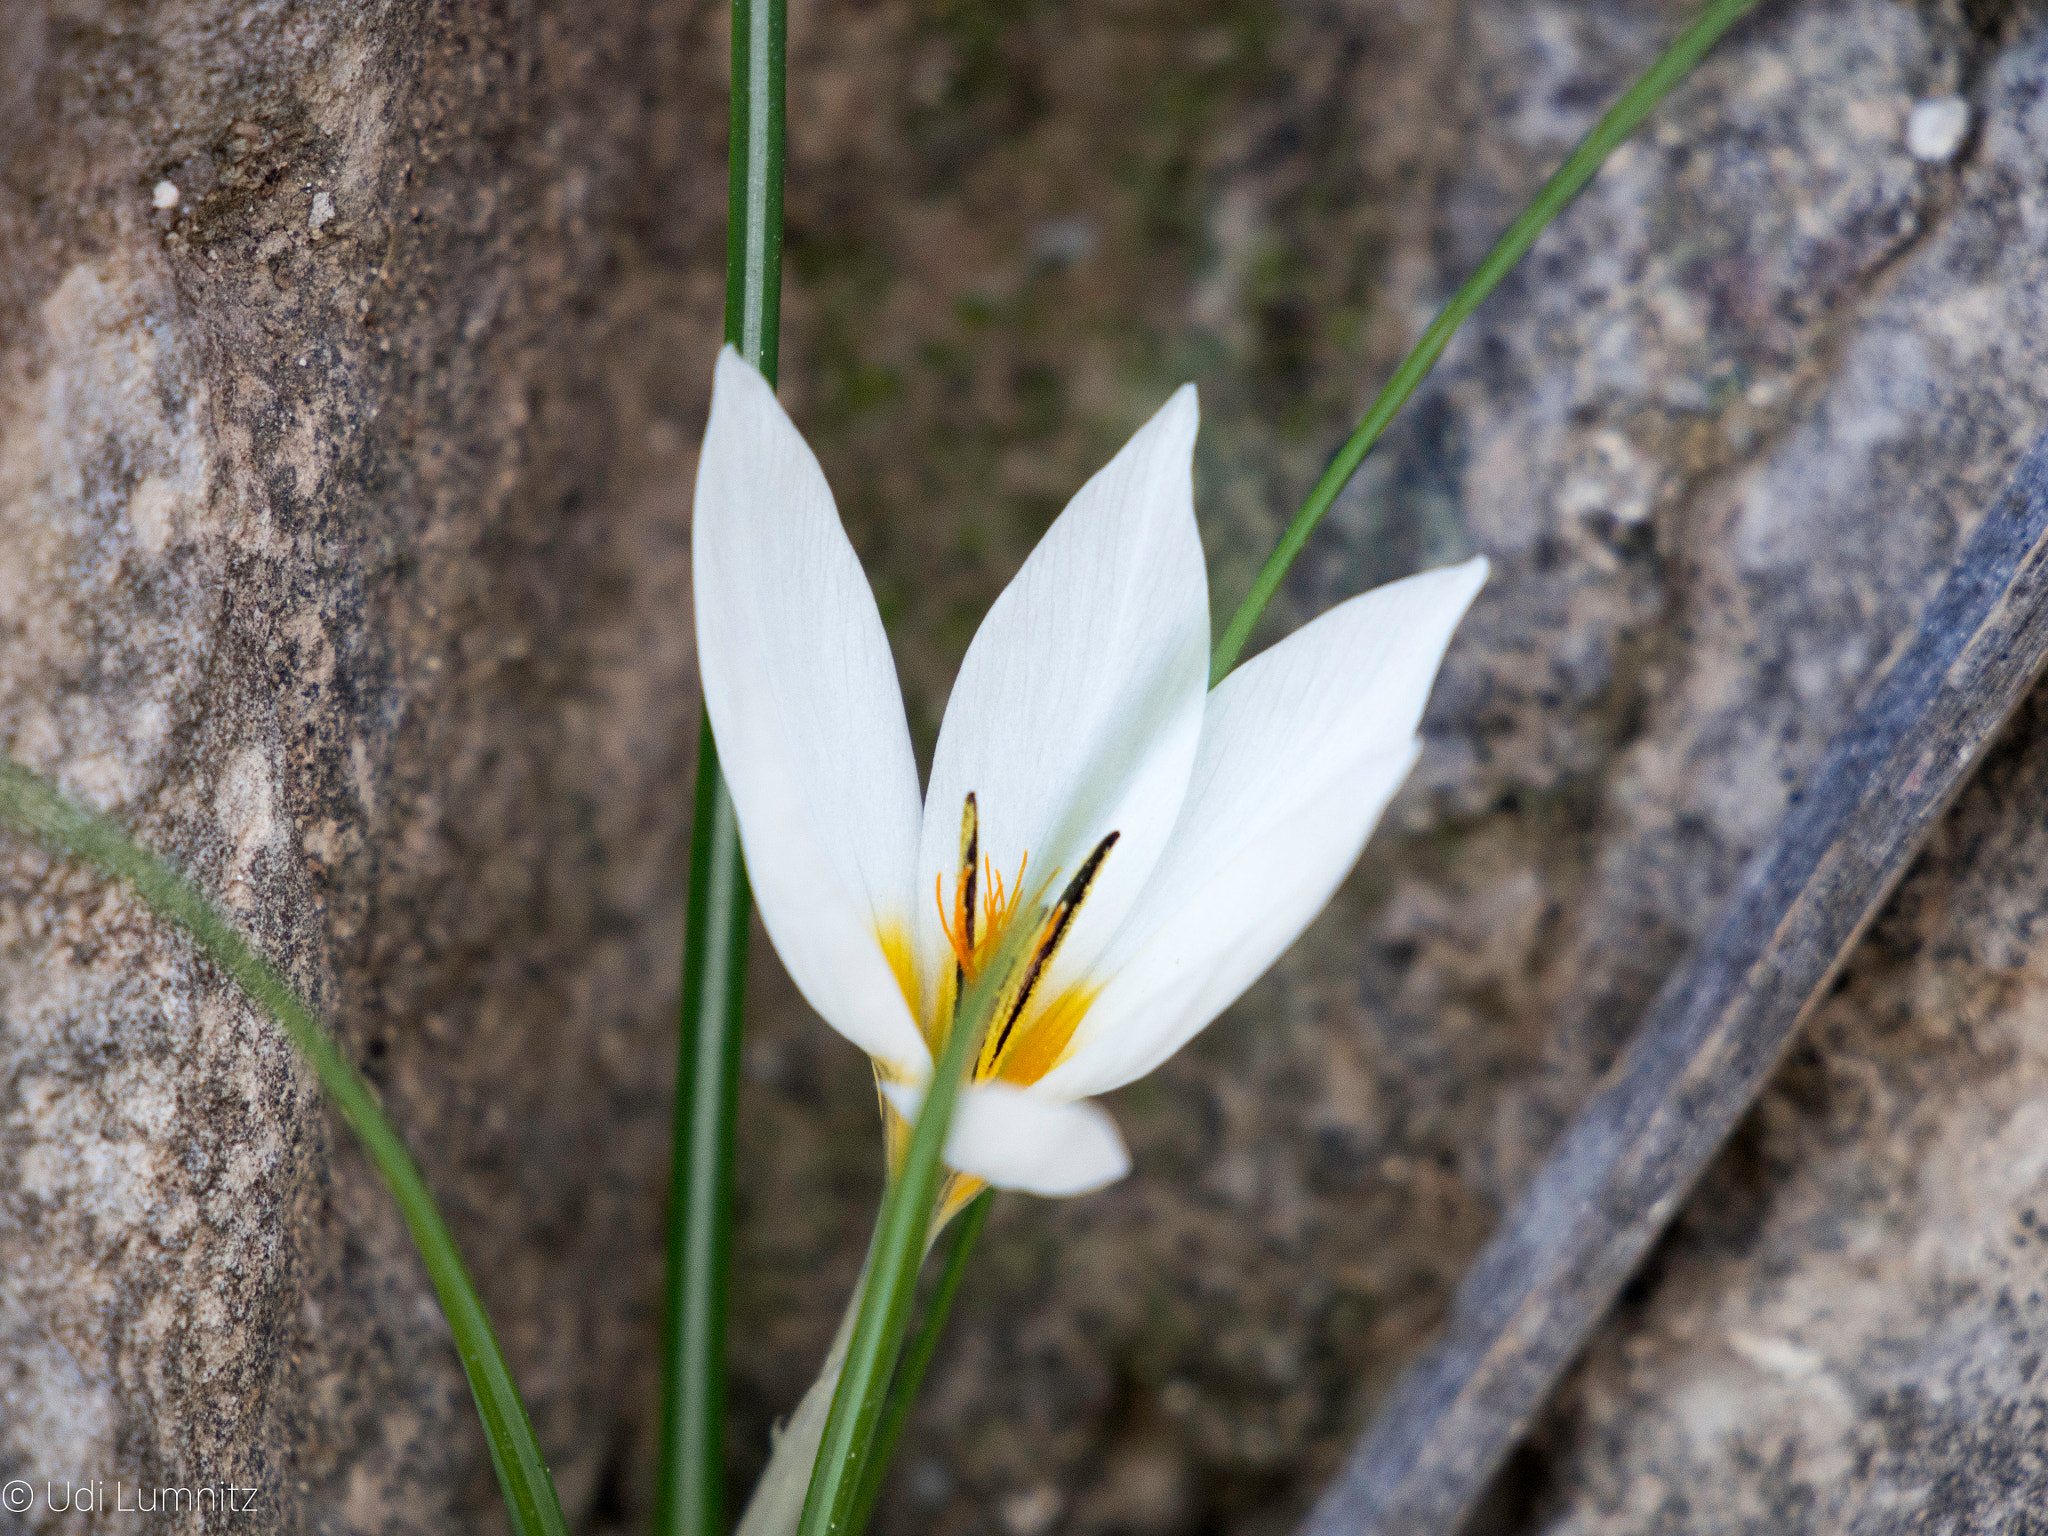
(6, 0, 2048, 1532)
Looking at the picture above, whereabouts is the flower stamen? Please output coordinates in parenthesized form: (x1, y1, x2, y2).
(944, 793, 981, 984)
(935, 793, 1029, 983)
(979, 830, 1118, 1079)
(981, 850, 1026, 948)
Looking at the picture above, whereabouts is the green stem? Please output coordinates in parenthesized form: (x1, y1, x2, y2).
(655, 0, 785, 1532)
(658, 730, 756, 1536)
(796, 934, 1027, 1536)
(0, 758, 568, 1536)
(845, 1191, 994, 1536)
(1209, 0, 1762, 684)
(726, 0, 787, 378)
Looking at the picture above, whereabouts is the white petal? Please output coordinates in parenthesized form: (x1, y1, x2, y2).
(915, 386, 1210, 993)
(1033, 746, 1415, 1099)
(880, 1080, 1131, 1196)
(694, 347, 930, 1075)
(1034, 556, 1487, 1098)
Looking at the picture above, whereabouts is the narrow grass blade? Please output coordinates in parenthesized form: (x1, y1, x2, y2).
(658, 729, 756, 1536)
(724, 0, 786, 379)
(1210, 0, 1762, 683)
(655, 0, 786, 1531)
(0, 757, 569, 1536)
(845, 1190, 995, 1536)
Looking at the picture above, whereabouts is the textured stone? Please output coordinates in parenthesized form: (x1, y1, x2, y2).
(0, 0, 725, 1525)
(7, 0, 2048, 1533)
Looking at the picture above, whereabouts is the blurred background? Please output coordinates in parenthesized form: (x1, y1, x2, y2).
(6, 0, 2048, 1531)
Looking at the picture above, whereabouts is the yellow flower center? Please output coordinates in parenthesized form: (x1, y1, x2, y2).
(876, 795, 1113, 1210)
(927, 792, 1111, 1089)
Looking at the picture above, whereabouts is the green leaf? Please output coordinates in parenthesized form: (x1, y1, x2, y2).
(654, 0, 786, 1531)
(657, 733, 755, 1536)
(0, 757, 569, 1536)
(1210, 0, 1763, 683)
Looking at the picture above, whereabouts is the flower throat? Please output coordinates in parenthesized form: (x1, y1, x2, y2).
(934, 792, 1116, 1085)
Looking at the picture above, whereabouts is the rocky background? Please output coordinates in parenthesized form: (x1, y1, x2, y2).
(5, 0, 2048, 1530)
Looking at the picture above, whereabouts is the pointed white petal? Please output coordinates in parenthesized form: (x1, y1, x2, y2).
(694, 347, 930, 1075)
(1033, 745, 1415, 1099)
(915, 387, 1210, 991)
(880, 1080, 1131, 1196)
(1034, 556, 1487, 1097)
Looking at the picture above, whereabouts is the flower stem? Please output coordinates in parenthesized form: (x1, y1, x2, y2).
(730, 1193, 980, 1536)
(796, 936, 1030, 1536)
(845, 1190, 995, 1536)
(1209, 0, 1762, 685)
(655, 0, 786, 1531)
(0, 758, 569, 1536)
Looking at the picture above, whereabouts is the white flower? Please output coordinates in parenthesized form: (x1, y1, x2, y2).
(693, 346, 1485, 1201)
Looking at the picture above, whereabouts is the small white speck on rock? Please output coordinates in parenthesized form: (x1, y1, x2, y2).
(998, 1486, 1064, 1536)
(1906, 96, 1970, 163)
(152, 180, 180, 210)
(308, 190, 337, 231)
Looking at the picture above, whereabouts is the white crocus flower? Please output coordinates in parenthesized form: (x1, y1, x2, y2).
(694, 345, 1485, 1204)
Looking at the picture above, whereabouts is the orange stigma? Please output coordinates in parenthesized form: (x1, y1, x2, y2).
(937, 848, 1028, 980)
